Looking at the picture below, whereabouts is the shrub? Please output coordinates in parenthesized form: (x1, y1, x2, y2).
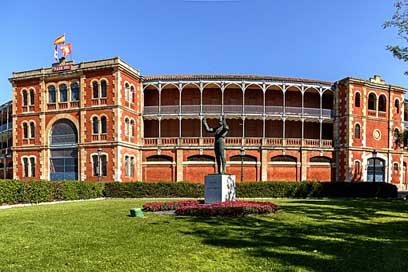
(143, 200, 201, 212)
(0, 180, 105, 205)
(104, 182, 204, 198)
(175, 201, 279, 217)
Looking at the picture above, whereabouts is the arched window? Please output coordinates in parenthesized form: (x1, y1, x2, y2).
(378, 95, 386, 112)
(395, 99, 400, 114)
(23, 123, 28, 139)
(125, 118, 129, 136)
(48, 86, 56, 103)
(125, 83, 130, 101)
(101, 80, 107, 98)
(355, 124, 360, 139)
(92, 154, 107, 177)
(271, 155, 297, 163)
(230, 155, 257, 162)
(130, 157, 135, 177)
(22, 90, 28, 106)
(23, 157, 29, 177)
(92, 116, 99, 134)
(30, 122, 35, 138)
(101, 116, 107, 134)
(310, 156, 332, 163)
(130, 119, 134, 137)
(59, 84, 68, 102)
(92, 81, 99, 99)
(355, 161, 361, 175)
(393, 163, 399, 174)
(29, 89, 35, 106)
(71, 82, 79, 101)
(187, 155, 215, 162)
(124, 156, 130, 176)
(146, 155, 173, 162)
(394, 128, 400, 145)
(30, 157, 35, 177)
(368, 93, 376, 110)
(130, 86, 135, 103)
(355, 92, 360, 107)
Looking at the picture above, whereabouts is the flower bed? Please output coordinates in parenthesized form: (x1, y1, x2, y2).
(142, 200, 202, 212)
(175, 201, 279, 217)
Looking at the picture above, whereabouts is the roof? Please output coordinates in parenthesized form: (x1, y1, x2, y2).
(143, 74, 334, 86)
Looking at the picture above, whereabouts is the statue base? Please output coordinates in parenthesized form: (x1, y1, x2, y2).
(204, 174, 236, 204)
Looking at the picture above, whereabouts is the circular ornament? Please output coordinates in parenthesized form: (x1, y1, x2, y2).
(373, 129, 381, 141)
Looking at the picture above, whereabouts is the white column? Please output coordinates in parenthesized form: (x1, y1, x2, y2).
(262, 84, 266, 115)
(178, 82, 182, 115)
(221, 82, 225, 115)
(242, 82, 246, 115)
(319, 119, 323, 147)
(158, 83, 162, 115)
(301, 85, 305, 116)
(200, 82, 203, 115)
(282, 118, 286, 140)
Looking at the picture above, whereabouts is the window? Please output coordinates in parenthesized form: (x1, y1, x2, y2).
(92, 81, 99, 99)
(355, 92, 360, 107)
(130, 120, 134, 137)
(30, 122, 35, 138)
(71, 82, 79, 101)
(101, 155, 107, 176)
(355, 161, 361, 175)
(378, 95, 386, 112)
(92, 154, 107, 177)
(101, 80, 107, 98)
(30, 157, 35, 177)
(355, 124, 360, 139)
(395, 99, 400, 114)
(394, 163, 399, 174)
(48, 86, 56, 103)
(125, 83, 130, 101)
(92, 116, 99, 134)
(101, 116, 107, 134)
(125, 156, 129, 176)
(92, 155, 99, 176)
(394, 128, 400, 145)
(125, 118, 129, 136)
(23, 157, 29, 177)
(130, 157, 135, 177)
(29, 89, 35, 106)
(59, 84, 68, 102)
(130, 86, 135, 103)
(22, 157, 35, 177)
(22, 90, 28, 106)
(23, 123, 28, 139)
(368, 93, 376, 110)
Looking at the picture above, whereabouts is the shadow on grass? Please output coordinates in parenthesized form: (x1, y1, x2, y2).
(177, 199, 408, 272)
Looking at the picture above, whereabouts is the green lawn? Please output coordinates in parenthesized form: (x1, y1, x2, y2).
(0, 198, 407, 272)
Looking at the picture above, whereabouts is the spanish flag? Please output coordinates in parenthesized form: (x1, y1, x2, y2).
(54, 35, 65, 45)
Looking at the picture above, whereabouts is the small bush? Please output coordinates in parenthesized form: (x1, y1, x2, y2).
(0, 180, 23, 204)
(175, 201, 279, 217)
(143, 200, 201, 212)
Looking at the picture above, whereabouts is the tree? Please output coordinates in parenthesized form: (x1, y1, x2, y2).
(384, 1, 408, 74)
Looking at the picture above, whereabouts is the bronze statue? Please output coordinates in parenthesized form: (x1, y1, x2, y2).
(203, 116, 229, 174)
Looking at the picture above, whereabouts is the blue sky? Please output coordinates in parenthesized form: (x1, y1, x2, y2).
(0, 0, 407, 104)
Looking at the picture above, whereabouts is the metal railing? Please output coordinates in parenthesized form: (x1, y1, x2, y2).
(0, 123, 12, 133)
(144, 137, 333, 148)
(143, 104, 334, 118)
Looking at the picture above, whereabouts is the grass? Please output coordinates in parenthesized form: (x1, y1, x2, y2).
(0, 198, 407, 272)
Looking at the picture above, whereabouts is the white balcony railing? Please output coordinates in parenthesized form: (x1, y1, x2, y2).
(143, 137, 333, 148)
(143, 104, 334, 118)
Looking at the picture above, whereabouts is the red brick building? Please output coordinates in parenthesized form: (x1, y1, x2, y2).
(6, 57, 408, 190)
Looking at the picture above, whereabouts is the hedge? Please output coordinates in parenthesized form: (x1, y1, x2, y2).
(104, 181, 398, 199)
(0, 180, 105, 205)
(0, 180, 398, 205)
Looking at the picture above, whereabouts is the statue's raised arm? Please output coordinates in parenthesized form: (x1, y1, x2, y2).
(203, 118, 214, 133)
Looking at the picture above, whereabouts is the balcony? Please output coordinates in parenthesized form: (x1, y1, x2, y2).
(143, 137, 333, 148)
(0, 123, 12, 133)
(144, 104, 334, 118)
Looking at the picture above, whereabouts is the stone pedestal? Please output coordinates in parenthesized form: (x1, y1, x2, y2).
(204, 174, 236, 204)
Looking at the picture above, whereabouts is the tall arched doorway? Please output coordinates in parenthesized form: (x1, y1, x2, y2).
(49, 119, 78, 181)
(367, 158, 385, 182)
